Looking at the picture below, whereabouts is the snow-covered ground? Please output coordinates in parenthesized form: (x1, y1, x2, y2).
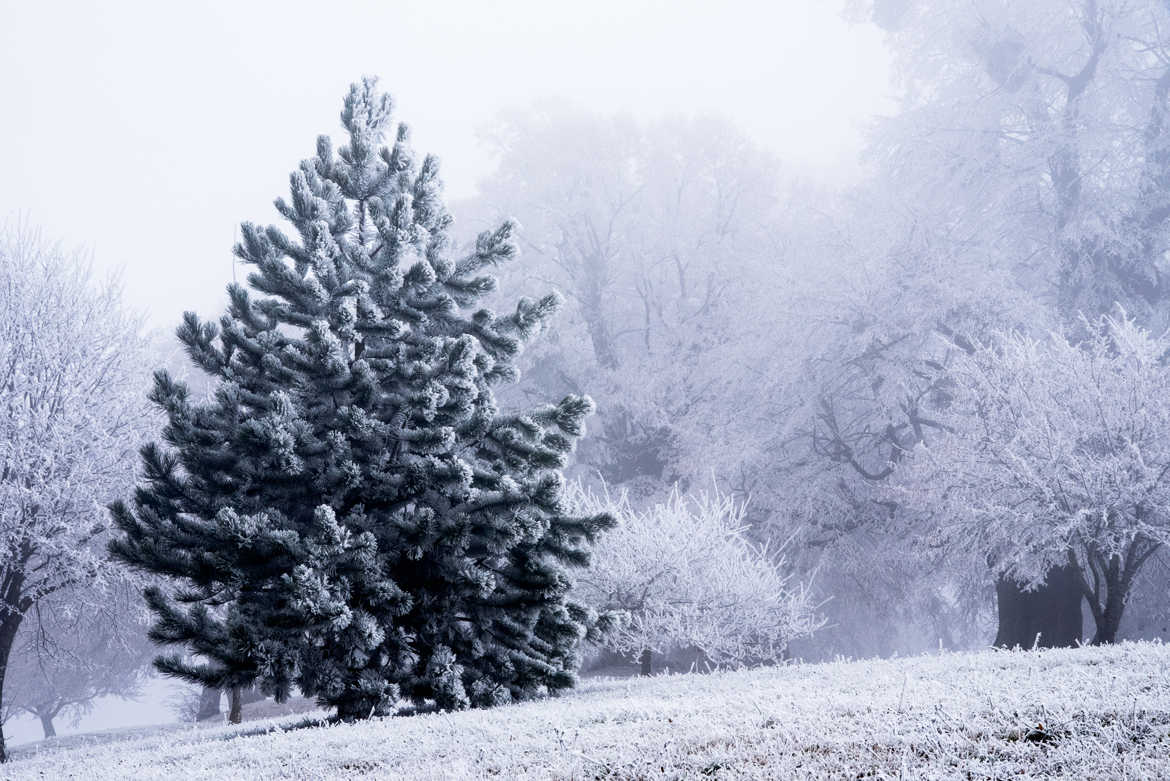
(8, 642, 1170, 779)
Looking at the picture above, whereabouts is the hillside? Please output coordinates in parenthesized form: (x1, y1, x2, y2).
(8, 642, 1170, 779)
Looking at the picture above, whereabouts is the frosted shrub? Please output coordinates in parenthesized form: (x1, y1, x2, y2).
(569, 483, 822, 671)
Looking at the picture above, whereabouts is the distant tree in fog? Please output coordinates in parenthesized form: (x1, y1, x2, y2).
(569, 482, 821, 675)
(467, 107, 783, 491)
(0, 223, 150, 760)
(861, 0, 1170, 325)
(756, 0, 1170, 654)
(903, 313, 1170, 645)
(2, 583, 152, 739)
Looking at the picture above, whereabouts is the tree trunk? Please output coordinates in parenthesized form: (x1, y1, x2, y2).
(994, 564, 1083, 649)
(581, 272, 619, 371)
(228, 686, 242, 725)
(639, 648, 652, 676)
(1091, 570, 1128, 645)
(195, 686, 221, 721)
(0, 612, 27, 762)
(1093, 610, 1122, 645)
(38, 713, 56, 739)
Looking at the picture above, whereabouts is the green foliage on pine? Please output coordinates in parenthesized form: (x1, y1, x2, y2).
(110, 78, 614, 720)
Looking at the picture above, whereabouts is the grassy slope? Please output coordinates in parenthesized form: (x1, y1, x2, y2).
(8, 642, 1170, 779)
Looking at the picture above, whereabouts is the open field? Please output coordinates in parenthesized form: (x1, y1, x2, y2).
(8, 642, 1170, 779)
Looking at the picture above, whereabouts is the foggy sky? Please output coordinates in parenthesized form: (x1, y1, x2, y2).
(0, 0, 890, 327)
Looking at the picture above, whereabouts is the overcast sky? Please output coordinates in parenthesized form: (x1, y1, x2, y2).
(0, 0, 890, 744)
(1, 0, 890, 329)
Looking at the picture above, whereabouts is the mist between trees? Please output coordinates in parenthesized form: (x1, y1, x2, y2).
(5, 0, 1170, 760)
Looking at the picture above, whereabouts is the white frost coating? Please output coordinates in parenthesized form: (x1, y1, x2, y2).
(903, 313, 1170, 641)
(0, 225, 150, 634)
(569, 483, 822, 667)
(7, 642, 1170, 779)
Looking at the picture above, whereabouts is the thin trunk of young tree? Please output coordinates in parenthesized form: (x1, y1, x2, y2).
(639, 648, 652, 676)
(1072, 539, 1160, 645)
(1090, 551, 1126, 646)
(228, 686, 242, 725)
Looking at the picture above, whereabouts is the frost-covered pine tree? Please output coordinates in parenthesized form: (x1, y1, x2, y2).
(111, 78, 613, 720)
